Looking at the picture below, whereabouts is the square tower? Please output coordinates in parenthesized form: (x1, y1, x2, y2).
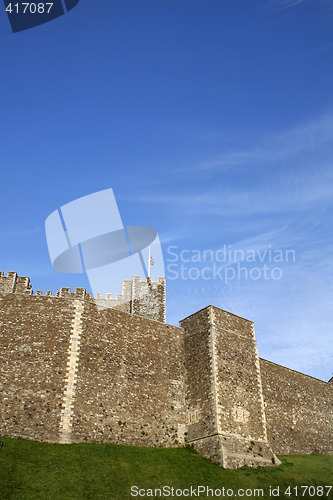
(180, 305, 280, 469)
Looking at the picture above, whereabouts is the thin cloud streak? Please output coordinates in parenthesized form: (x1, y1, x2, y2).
(188, 113, 333, 172)
(261, 0, 308, 12)
(121, 113, 333, 224)
(122, 175, 333, 218)
(0, 226, 41, 239)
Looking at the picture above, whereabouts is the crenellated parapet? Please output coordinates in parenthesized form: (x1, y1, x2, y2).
(89, 276, 166, 323)
(0, 272, 166, 323)
(33, 287, 88, 299)
(0, 271, 33, 295)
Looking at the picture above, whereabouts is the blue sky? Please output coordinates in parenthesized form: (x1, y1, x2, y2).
(1, 0, 332, 381)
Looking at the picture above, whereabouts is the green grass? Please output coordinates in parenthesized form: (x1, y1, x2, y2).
(0, 437, 332, 499)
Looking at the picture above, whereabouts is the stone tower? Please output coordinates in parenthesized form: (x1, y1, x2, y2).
(93, 275, 166, 323)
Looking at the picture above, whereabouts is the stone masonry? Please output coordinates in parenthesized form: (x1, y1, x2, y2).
(77, 275, 165, 323)
(0, 271, 332, 469)
(180, 306, 280, 468)
(59, 298, 84, 444)
(260, 359, 333, 455)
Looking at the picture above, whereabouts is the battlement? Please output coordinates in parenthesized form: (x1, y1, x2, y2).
(0, 272, 166, 323)
(0, 271, 33, 295)
(93, 275, 166, 322)
(33, 287, 89, 299)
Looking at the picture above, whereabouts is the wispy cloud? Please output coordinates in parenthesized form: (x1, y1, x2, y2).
(121, 172, 333, 218)
(187, 112, 333, 172)
(0, 226, 41, 239)
(121, 113, 333, 221)
(258, 0, 333, 19)
(262, 0, 308, 12)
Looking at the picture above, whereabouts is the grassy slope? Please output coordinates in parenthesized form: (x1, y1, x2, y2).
(0, 437, 332, 499)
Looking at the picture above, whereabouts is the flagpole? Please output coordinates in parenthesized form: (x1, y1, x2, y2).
(148, 246, 151, 277)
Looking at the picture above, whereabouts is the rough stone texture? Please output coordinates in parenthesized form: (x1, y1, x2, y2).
(132, 276, 166, 323)
(0, 271, 332, 469)
(260, 359, 333, 455)
(181, 307, 217, 442)
(181, 306, 279, 468)
(0, 276, 184, 449)
(59, 299, 85, 444)
(71, 299, 185, 446)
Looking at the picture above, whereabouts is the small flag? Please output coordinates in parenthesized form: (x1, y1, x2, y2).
(150, 255, 155, 266)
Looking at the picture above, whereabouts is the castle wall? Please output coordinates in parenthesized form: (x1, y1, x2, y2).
(260, 359, 333, 455)
(0, 294, 73, 442)
(0, 271, 32, 294)
(71, 299, 185, 446)
(181, 306, 279, 469)
(0, 291, 185, 447)
(132, 276, 166, 323)
(1, 271, 332, 469)
(0, 272, 165, 323)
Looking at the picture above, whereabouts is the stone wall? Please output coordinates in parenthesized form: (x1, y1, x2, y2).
(71, 299, 185, 446)
(0, 291, 185, 447)
(0, 272, 166, 323)
(1, 271, 332, 469)
(0, 293, 73, 442)
(180, 306, 279, 469)
(181, 307, 219, 458)
(260, 359, 333, 455)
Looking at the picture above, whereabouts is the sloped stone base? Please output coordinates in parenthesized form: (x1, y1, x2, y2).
(190, 434, 281, 469)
